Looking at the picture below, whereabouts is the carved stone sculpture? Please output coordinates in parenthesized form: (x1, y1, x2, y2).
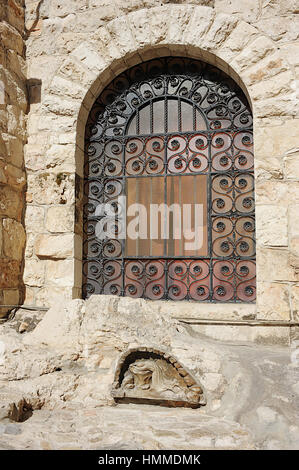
(112, 347, 205, 408)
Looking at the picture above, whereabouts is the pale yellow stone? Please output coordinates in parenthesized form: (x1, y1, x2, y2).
(44, 143, 76, 173)
(25, 206, 45, 233)
(35, 233, 75, 259)
(215, 0, 259, 23)
(200, 12, 238, 51)
(256, 282, 291, 321)
(243, 51, 288, 86)
(249, 71, 294, 102)
(23, 259, 45, 287)
(128, 8, 153, 49)
(34, 286, 74, 307)
(256, 205, 288, 247)
(257, 248, 298, 283)
(254, 120, 299, 157)
(217, 21, 258, 63)
(232, 36, 275, 74)
(291, 284, 299, 321)
(279, 42, 299, 68)
(255, 156, 283, 181)
(288, 205, 299, 238)
(255, 181, 288, 206)
(254, 15, 299, 44)
(45, 259, 76, 287)
(284, 149, 299, 179)
(27, 173, 75, 205)
(71, 42, 108, 75)
(45, 206, 74, 233)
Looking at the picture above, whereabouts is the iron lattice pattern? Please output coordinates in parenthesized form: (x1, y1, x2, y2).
(83, 57, 256, 302)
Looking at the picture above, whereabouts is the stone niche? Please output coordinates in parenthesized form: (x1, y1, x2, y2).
(111, 347, 206, 408)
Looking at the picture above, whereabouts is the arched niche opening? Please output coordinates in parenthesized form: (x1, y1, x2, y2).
(83, 57, 256, 303)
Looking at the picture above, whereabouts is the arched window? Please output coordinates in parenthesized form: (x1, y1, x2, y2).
(83, 57, 255, 302)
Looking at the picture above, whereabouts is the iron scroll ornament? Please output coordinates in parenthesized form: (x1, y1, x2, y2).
(83, 57, 256, 302)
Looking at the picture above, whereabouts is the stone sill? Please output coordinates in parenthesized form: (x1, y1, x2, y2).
(157, 299, 257, 321)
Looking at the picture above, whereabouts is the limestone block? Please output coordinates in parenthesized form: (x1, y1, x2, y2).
(284, 149, 299, 179)
(279, 42, 299, 68)
(37, 115, 77, 134)
(43, 144, 76, 173)
(253, 93, 297, 119)
(217, 21, 258, 64)
(106, 15, 136, 57)
(200, 12, 238, 51)
(255, 156, 283, 181)
(24, 143, 47, 172)
(2, 164, 26, 190)
(254, 120, 299, 157)
(128, 9, 152, 49)
(288, 205, 299, 238)
(58, 57, 96, 89)
(254, 15, 299, 44)
(24, 233, 35, 258)
(255, 181, 288, 206)
(243, 52, 288, 86)
(1, 134, 24, 168)
(289, 239, 299, 271)
(0, 260, 20, 288)
(215, 0, 259, 23)
(23, 259, 45, 288)
(45, 259, 76, 287)
(256, 282, 291, 321)
(257, 248, 298, 283)
(260, 0, 298, 17)
(49, 132, 77, 146)
(0, 22, 24, 55)
(70, 43, 107, 76)
(6, 49, 26, 81)
(231, 36, 275, 74)
(45, 206, 74, 233)
(43, 94, 81, 117)
(255, 205, 288, 247)
(2, 218, 26, 261)
(34, 286, 74, 308)
(49, 0, 87, 18)
(3, 289, 19, 306)
(248, 71, 293, 102)
(4, 70, 27, 114)
(25, 206, 45, 233)
(27, 173, 75, 205)
(291, 284, 299, 320)
(23, 286, 35, 306)
(149, 6, 170, 44)
(48, 76, 85, 101)
(287, 182, 299, 204)
(0, 186, 23, 220)
(35, 233, 75, 259)
(183, 5, 214, 46)
(6, 105, 26, 142)
(27, 56, 62, 90)
(165, 5, 195, 45)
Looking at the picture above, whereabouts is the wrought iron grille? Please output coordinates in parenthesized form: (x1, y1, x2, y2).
(83, 57, 256, 302)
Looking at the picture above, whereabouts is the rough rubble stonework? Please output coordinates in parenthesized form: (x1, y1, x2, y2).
(0, 295, 298, 449)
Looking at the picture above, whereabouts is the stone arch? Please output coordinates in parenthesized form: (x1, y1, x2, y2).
(43, 4, 296, 319)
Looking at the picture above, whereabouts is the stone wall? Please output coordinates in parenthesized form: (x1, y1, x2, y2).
(21, 1, 298, 328)
(0, 0, 27, 316)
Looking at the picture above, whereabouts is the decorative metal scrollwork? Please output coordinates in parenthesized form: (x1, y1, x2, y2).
(83, 57, 256, 302)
